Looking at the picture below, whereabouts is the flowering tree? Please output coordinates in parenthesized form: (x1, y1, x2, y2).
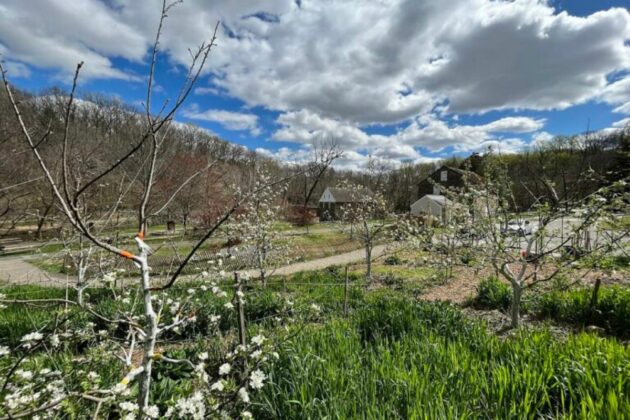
(237, 172, 291, 286)
(0, 2, 292, 417)
(455, 156, 629, 328)
(337, 184, 392, 282)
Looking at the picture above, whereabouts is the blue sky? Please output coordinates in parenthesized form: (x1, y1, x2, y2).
(1, 0, 629, 170)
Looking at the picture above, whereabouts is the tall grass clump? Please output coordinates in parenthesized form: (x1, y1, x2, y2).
(535, 285, 630, 337)
(471, 276, 512, 310)
(256, 296, 630, 419)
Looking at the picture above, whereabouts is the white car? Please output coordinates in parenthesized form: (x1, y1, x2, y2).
(501, 220, 537, 236)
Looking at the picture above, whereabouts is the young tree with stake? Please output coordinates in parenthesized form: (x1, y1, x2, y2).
(0, 2, 293, 417)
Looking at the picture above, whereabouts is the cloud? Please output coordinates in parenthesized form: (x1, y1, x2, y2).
(2, 0, 629, 163)
(256, 146, 437, 172)
(483, 117, 545, 133)
(396, 115, 543, 152)
(418, 4, 630, 113)
(611, 117, 630, 129)
(182, 106, 261, 136)
(0, 0, 145, 80)
(4, 1, 628, 115)
(531, 131, 554, 147)
(273, 109, 541, 156)
(600, 76, 630, 114)
(613, 102, 630, 114)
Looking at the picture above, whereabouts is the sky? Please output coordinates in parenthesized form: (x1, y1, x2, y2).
(1, 0, 629, 171)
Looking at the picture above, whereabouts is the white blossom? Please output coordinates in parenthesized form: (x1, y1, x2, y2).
(145, 405, 160, 418)
(119, 401, 138, 412)
(175, 392, 206, 419)
(219, 363, 231, 375)
(16, 369, 33, 380)
(251, 334, 265, 346)
(249, 369, 266, 389)
(21, 332, 43, 342)
(238, 387, 250, 403)
(210, 380, 224, 392)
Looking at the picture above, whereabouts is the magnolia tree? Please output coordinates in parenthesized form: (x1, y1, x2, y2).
(456, 157, 629, 328)
(235, 171, 292, 286)
(337, 184, 392, 282)
(0, 2, 294, 417)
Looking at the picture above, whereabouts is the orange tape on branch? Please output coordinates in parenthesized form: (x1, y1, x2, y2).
(119, 250, 135, 259)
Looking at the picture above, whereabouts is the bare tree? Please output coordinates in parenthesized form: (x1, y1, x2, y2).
(296, 139, 342, 231)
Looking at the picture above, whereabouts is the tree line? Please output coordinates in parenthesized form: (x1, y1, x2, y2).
(1, 83, 628, 240)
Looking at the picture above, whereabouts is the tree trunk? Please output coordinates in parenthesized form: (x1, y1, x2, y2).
(258, 246, 267, 287)
(137, 253, 158, 414)
(36, 202, 53, 240)
(510, 284, 523, 328)
(365, 243, 372, 282)
(76, 264, 87, 306)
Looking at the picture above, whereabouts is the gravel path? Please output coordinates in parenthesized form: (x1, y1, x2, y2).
(0, 256, 68, 287)
(241, 243, 391, 278)
(0, 243, 394, 287)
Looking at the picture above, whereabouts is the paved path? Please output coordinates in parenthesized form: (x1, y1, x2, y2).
(0, 256, 68, 287)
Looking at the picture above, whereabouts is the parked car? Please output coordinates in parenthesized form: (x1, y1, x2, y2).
(501, 220, 537, 236)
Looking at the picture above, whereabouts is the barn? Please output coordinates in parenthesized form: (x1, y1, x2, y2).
(318, 187, 370, 221)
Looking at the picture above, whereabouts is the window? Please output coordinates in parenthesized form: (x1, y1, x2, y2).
(440, 170, 448, 182)
(433, 185, 441, 195)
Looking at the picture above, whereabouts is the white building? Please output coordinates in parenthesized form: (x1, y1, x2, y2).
(410, 194, 452, 223)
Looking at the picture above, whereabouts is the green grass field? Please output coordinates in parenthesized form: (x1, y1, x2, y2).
(1, 268, 628, 418)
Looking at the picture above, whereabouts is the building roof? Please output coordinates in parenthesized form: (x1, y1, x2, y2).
(323, 187, 372, 203)
(420, 194, 452, 206)
(418, 164, 482, 186)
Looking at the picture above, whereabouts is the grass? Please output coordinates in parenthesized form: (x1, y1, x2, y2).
(1, 268, 629, 418)
(256, 295, 630, 419)
(470, 276, 512, 311)
(534, 285, 630, 337)
(24, 225, 366, 277)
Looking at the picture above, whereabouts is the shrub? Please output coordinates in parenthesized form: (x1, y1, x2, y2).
(381, 272, 403, 289)
(472, 277, 511, 310)
(384, 255, 402, 266)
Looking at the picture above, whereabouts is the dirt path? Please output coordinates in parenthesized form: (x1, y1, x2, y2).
(0, 256, 68, 287)
(241, 243, 391, 278)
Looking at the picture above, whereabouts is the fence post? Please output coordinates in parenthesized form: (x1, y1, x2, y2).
(344, 265, 349, 317)
(234, 272, 247, 348)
